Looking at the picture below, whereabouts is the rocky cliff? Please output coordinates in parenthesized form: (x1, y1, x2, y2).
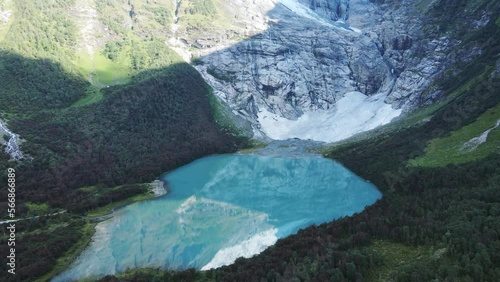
(166, 0, 462, 142)
(14, 0, 480, 143)
(3, 0, 490, 144)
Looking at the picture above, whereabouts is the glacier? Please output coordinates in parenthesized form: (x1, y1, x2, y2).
(258, 91, 402, 142)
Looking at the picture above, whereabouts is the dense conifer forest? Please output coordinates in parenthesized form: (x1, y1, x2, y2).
(0, 2, 248, 280)
(96, 3, 500, 280)
(96, 69, 500, 282)
(0, 0, 499, 281)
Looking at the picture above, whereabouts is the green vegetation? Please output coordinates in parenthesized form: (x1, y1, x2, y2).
(85, 185, 156, 217)
(365, 240, 434, 281)
(74, 30, 183, 87)
(411, 103, 500, 167)
(208, 93, 244, 136)
(237, 141, 268, 154)
(146, 6, 172, 26)
(0, 0, 78, 65)
(74, 51, 130, 87)
(69, 184, 153, 216)
(0, 0, 15, 43)
(34, 221, 95, 282)
(100, 268, 215, 282)
(24, 202, 50, 216)
(0, 50, 88, 113)
(95, 0, 175, 36)
(72, 87, 104, 107)
(0, 214, 93, 281)
(177, 0, 231, 35)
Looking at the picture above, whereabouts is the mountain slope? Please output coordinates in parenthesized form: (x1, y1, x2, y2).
(0, 1, 249, 280)
(95, 0, 500, 281)
(171, 0, 465, 141)
(0, 0, 499, 281)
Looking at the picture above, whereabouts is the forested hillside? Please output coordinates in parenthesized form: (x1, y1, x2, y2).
(0, 0, 499, 281)
(96, 0, 500, 281)
(0, 0, 248, 280)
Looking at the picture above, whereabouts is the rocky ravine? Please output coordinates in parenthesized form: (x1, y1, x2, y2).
(0, 119, 28, 161)
(168, 0, 454, 142)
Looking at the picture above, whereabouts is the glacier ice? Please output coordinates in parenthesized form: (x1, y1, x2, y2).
(258, 91, 402, 143)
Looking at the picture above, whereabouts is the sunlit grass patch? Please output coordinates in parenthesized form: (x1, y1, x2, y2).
(74, 51, 130, 87)
(365, 239, 434, 281)
(25, 202, 50, 216)
(410, 103, 500, 167)
(72, 87, 103, 107)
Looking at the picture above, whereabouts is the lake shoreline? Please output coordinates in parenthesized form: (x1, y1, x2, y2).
(54, 151, 381, 281)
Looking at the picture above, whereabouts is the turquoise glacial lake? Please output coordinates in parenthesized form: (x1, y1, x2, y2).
(54, 154, 381, 281)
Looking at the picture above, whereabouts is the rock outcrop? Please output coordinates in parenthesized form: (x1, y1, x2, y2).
(150, 180, 169, 197)
(167, 0, 449, 141)
(298, 0, 350, 21)
(0, 120, 28, 161)
(85, 0, 473, 142)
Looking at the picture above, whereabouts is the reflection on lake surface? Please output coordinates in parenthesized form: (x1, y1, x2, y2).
(54, 154, 381, 281)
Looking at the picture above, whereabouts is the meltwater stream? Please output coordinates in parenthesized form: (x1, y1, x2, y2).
(55, 154, 381, 281)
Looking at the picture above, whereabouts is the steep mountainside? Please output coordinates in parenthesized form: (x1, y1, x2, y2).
(0, 0, 499, 281)
(171, 0, 465, 142)
(0, 1, 248, 280)
(98, 0, 500, 281)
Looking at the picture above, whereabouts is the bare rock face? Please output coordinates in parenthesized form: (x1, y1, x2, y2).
(194, 1, 393, 120)
(167, 0, 456, 141)
(0, 120, 29, 161)
(362, 1, 457, 110)
(298, 0, 350, 21)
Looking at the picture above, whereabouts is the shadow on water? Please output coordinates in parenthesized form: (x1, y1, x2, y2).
(0, 1, 390, 280)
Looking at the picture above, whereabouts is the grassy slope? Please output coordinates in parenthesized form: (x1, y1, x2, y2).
(33, 221, 95, 282)
(411, 103, 500, 167)
(74, 51, 131, 87)
(1, 0, 498, 281)
(364, 240, 435, 281)
(0, 0, 15, 42)
(83, 184, 155, 217)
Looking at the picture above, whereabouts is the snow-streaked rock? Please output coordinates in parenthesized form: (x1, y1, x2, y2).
(0, 120, 28, 161)
(166, 0, 454, 142)
(461, 120, 500, 152)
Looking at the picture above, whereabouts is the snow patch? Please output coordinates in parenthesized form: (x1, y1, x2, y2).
(273, 0, 361, 32)
(258, 91, 402, 143)
(0, 10, 11, 25)
(274, 0, 333, 27)
(461, 119, 500, 152)
(201, 228, 278, 270)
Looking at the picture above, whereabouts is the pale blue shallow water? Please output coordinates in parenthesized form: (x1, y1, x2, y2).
(54, 154, 381, 281)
